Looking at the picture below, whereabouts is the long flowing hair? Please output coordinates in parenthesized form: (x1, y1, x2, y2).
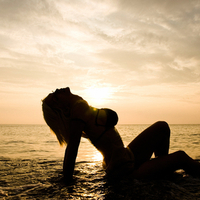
(42, 101, 70, 146)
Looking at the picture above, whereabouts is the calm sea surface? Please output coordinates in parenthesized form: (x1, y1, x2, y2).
(1, 124, 200, 161)
(1, 124, 200, 199)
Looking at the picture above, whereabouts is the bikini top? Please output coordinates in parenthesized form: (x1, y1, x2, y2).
(95, 108, 118, 128)
(70, 100, 118, 144)
(92, 108, 118, 145)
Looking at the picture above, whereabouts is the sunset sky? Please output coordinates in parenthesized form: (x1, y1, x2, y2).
(0, 0, 200, 124)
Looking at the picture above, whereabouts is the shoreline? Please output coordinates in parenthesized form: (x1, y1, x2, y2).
(1, 158, 200, 200)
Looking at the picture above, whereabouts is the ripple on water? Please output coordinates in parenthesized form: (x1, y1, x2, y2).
(0, 158, 200, 199)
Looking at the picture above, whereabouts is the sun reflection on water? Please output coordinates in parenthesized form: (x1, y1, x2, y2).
(93, 151, 103, 161)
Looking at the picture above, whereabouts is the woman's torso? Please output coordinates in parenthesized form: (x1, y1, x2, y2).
(71, 100, 135, 176)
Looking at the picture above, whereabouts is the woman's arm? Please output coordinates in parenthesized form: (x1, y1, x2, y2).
(63, 120, 84, 183)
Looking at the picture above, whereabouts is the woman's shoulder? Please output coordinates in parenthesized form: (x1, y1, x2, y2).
(73, 99, 89, 109)
(71, 99, 91, 119)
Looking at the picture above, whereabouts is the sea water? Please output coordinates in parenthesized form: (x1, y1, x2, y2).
(1, 124, 200, 199)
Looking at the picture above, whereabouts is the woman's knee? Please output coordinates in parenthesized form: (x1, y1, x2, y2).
(154, 121, 170, 137)
(172, 150, 191, 164)
(174, 150, 188, 159)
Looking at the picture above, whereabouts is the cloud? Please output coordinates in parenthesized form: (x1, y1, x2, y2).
(1, 0, 199, 89)
(0, 0, 200, 123)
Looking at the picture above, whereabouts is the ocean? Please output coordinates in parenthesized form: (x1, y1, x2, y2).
(1, 124, 200, 199)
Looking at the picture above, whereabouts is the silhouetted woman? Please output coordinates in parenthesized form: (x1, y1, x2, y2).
(42, 87, 200, 183)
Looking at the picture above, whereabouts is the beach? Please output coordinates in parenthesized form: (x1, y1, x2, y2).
(0, 124, 200, 199)
(1, 158, 200, 199)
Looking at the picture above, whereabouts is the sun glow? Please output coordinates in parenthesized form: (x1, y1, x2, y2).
(84, 87, 113, 106)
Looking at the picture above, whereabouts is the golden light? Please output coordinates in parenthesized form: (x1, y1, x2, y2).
(93, 151, 103, 161)
(84, 87, 113, 106)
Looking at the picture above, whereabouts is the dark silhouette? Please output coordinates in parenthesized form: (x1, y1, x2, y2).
(42, 87, 200, 183)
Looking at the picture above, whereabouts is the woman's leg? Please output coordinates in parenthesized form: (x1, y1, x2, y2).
(132, 150, 200, 179)
(128, 121, 170, 168)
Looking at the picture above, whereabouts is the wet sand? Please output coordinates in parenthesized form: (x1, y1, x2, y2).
(1, 157, 200, 200)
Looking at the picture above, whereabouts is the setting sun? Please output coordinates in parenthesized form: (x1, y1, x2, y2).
(84, 87, 113, 106)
